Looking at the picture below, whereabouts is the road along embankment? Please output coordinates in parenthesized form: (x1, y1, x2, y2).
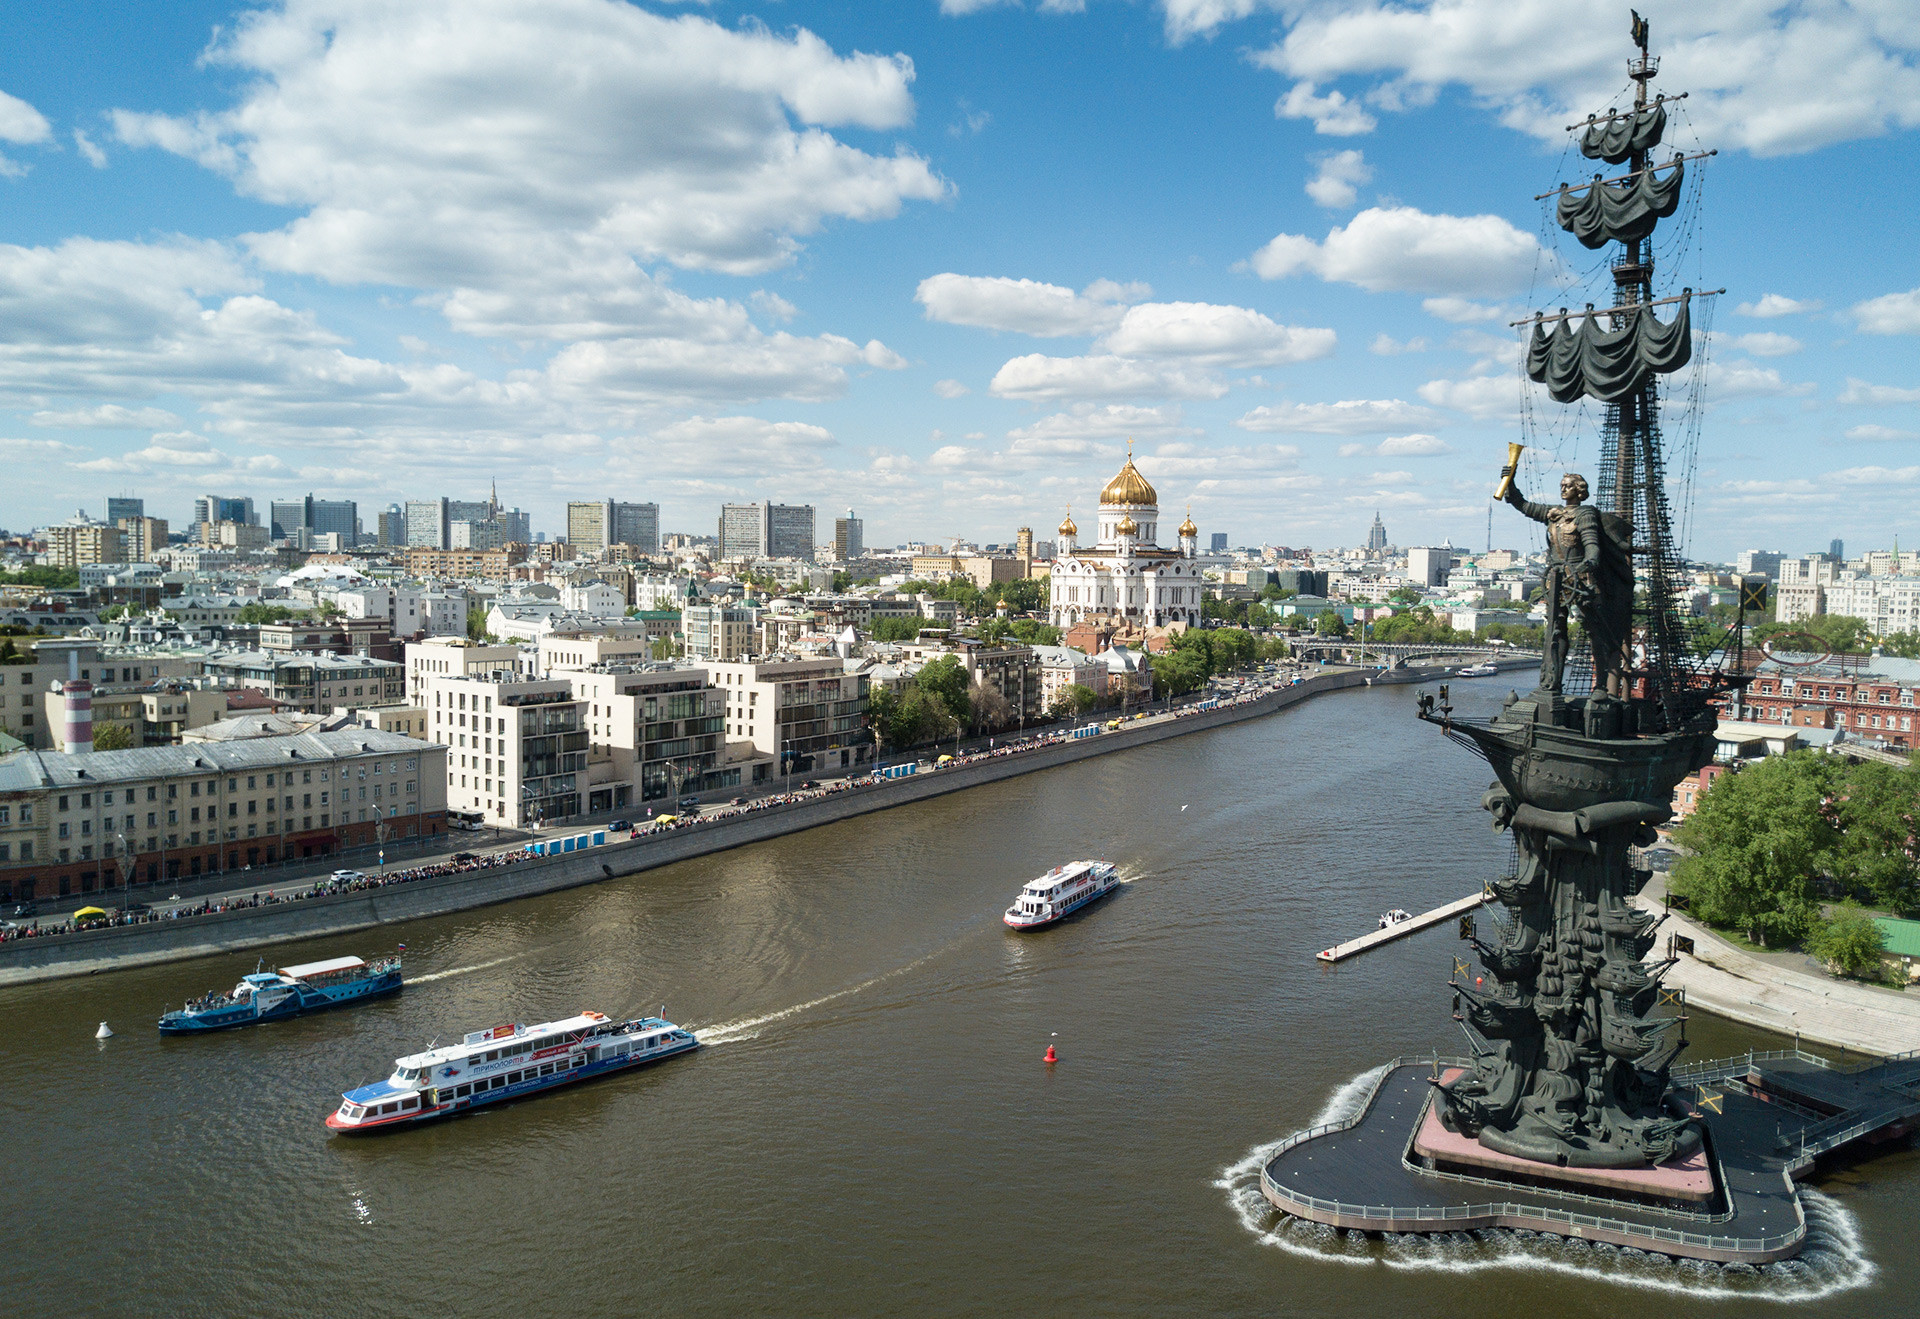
(7, 666, 1462, 988)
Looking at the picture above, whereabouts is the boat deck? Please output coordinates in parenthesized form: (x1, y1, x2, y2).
(1315, 894, 1483, 963)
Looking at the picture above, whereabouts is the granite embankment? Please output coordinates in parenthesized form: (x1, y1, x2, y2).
(0, 662, 1522, 987)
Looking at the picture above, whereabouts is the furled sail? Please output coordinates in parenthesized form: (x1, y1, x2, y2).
(1580, 104, 1665, 164)
(1556, 158, 1683, 250)
(1525, 295, 1692, 404)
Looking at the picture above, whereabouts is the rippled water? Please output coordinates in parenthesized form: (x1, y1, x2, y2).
(4, 679, 1910, 1317)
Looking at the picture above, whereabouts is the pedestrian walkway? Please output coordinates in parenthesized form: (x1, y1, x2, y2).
(1634, 888, 1920, 1058)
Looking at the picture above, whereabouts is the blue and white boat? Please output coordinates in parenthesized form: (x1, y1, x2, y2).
(325, 1010, 698, 1134)
(158, 953, 403, 1034)
(1004, 860, 1120, 930)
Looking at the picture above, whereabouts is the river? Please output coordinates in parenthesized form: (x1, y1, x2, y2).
(3, 678, 1911, 1317)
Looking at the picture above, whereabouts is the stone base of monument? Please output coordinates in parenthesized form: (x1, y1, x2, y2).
(1260, 1059, 1810, 1265)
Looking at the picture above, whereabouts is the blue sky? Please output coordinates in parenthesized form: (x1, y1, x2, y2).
(1, 0, 1916, 560)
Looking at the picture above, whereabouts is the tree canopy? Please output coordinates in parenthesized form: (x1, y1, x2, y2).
(1671, 752, 1839, 946)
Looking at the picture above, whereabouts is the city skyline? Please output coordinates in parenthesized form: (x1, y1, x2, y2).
(1, 2, 1916, 558)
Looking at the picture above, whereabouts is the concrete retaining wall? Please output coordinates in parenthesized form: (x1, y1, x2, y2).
(0, 667, 1402, 987)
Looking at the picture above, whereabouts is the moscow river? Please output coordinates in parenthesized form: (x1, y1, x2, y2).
(4, 678, 1911, 1317)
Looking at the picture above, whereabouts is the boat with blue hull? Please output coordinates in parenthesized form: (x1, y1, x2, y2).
(326, 1010, 699, 1134)
(158, 953, 403, 1034)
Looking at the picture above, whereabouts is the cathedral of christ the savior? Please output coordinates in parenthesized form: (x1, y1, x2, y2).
(1047, 448, 1205, 630)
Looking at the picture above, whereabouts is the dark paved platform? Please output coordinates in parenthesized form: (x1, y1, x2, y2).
(1262, 1059, 1809, 1263)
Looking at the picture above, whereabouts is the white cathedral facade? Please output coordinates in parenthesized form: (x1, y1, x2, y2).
(1047, 451, 1205, 629)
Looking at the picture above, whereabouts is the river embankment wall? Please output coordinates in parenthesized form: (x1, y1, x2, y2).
(0, 660, 1530, 988)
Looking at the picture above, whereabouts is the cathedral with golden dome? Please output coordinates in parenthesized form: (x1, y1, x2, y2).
(1047, 446, 1204, 629)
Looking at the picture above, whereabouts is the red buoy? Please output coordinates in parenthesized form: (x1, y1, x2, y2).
(1043, 1045, 1058, 1064)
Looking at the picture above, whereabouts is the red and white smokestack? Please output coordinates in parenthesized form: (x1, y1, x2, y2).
(63, 649, 93, 755)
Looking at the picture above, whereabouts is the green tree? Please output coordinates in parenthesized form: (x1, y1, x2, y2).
(1752, 613, 1875, 656)
(997, 578, 1047, 614)
(870, 616, 923, 643)
(1314, 611, 1349, 638)
(1671, 752, 1839, 946)
(466, 604, 491, 641)
(1830, 761, 1920, 911)
(649, 635, 677, 660)
(235, 602, 307, 625)
(91, 722, 136, 751)
(1150, 648, 1207, 696)
(915, 655, 973, 726)
(1804, 904, 1891, 980)
(1880, 630, 1920, 659)
(1258, 636, 1292, 661)
(0, 567, 80, 589)
(1048, 683, 1097, 718)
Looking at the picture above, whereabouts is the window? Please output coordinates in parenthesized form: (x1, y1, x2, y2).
(58, 795, 68, 811)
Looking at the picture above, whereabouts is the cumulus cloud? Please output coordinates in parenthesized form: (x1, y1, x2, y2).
(1369, 333, 1428, 355)
(0, 88, 50, 174)
(1846, 424, 1920, 442)
(1249, 206, 1551, 298)
(74, 430, 289, 476)
(1839, 377, 1920, 405)
(1725, 332, 1802, 357)
(1376, 433, 1452, 456)
(1005, 404, 1200, 448)
(1854, 287, 1920, 335)
(1235, 397, 1441, 434)
(1419, 373, 1519, 420)
(643, 415, 837, 472)
(1423, 297, 1507, 324)
(111, 0, 946, 302)
(30, 404, 183, 430)
(933, 378, 971, 398)
(988, 354, 1229, 401)
(1097, 301, 1335, 367)
(1736, 293, 1820, 318)
(1225, 0, 1920, 157)
(72, 129, 108, 168)
(1305, 149, 1371, 207)
(1277, 83, 1375, 136)
(1707, 362, 1815, 401)
(1824, 465, 1920, 486)
(914, 274, 1147, 336)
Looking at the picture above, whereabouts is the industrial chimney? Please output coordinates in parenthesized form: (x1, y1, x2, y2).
(62, 649, 93, 755)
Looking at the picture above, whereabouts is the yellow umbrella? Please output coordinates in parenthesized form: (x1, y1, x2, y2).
(73, 906, 109, 919)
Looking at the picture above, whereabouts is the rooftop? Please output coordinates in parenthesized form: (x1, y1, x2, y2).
(0, 727, 432, 791)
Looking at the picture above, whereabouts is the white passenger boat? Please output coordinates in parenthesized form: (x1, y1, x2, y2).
(1458, 662, 1500, 677)
(325, 1010, 697, 1133)
(1004, 860, 1119, 930)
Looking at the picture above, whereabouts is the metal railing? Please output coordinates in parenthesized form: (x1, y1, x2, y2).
(1259, 1057, 1807, 1258)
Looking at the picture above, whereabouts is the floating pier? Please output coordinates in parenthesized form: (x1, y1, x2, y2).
(1316, 893, 1484, 963)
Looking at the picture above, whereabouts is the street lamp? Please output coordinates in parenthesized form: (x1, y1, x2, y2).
(116, 832, 131, 896)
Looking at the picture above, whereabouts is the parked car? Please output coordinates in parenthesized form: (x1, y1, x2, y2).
(728, 796, 747, 806)
(798, 780, 818, 790)
(678, 796, 701, 811)
(451, 852, 477, 863)
(610, 819, 631, 832)
(331, 869, 367, 883)
(122, 901, 153, 916)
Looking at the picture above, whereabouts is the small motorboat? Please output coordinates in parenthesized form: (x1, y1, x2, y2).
(1377, 909, 1413, 930)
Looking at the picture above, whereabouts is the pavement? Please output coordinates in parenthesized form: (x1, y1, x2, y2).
(1633, 880, 1920, 1058)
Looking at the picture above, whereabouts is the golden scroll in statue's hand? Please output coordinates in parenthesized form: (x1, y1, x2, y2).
(1495, 442, 1526, 501)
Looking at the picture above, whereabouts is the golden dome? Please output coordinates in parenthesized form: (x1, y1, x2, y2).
(1115, 514, 1139, 536)
(1058, 508, 1078, 537)
(1178, 507, 1198, 538)
(1099, 445, 1158, 508)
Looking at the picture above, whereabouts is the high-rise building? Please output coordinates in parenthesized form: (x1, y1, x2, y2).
(835, 509, 864, 561)
(1735, 550, 1786, 579)
(377, 504, 407, 547)
(270, 494, 357, 542)
(717, 501, 816, 562)
(768, 504, 815, 561)
(46, 513, 125, 568)
(567, 500, 658, 555)
(451, 519, 504, 550)
(448, 498, 490, 527)
(406, 498, 450, 549)
(194, 495, 256, 530)
(1366, 512, 1388, 553)
(118, 515, 168, 562)
(497, 508, 531, 546)
(718, 503, 766, 560)
(106, 496, 144, 525)
(1830, 539, 1845, 560)
(1407, 546, 1451, 587)
(1210, 532, 1229, 553)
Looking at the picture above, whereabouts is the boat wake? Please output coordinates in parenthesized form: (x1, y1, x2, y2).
(693, 949, 947, 1046)
(409, 954, 522, 984)
(1216, 1069, 1876, 1302)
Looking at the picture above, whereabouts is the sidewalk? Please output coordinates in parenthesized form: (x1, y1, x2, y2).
(1634, 885, 1920, 1058)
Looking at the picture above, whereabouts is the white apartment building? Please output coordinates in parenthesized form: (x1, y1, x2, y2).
(1823, 575, 1920, 637)
(406, 637, 522, 704)
(424, 673, 588, 829)
(559, 581, 627, 616)
(564, 664, 735, 811)
(683, 603, 758, 662)
(538, 634, 654, 673)
(706, 656, 872, 778)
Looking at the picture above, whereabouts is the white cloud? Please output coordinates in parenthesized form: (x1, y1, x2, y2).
(1097, 302, 1335, 367)
(1369, 333, 1428, 355)
(1725, 332, 1802, 357)
(1845, 424, 1920, 442)
(1854, 287, 1920, 335)
(988, 354, 1229, 401)
(915, 274, 1145, 336)
(1277, 83, 1375, 136)
(1234, 1, 1920, 157)
(111, 0, 946, 301)
(72, 129, 108, 168)
(73, 430, 290, 476)
(1250, 206, 1551, 298)
(1708, 362, 1814, 401)
(1840, 378, 1920, 405)
(1736, 293, 1820, 318)
(1423, 296, 1507, 324)
(0, 89, 50, 144)
(1419, 373, 1519, 420)
(1006, 404, 1200, 449)
(750, 291, 798, 323)
(30, 404, 183, 430)
(1305, 148, 1371, 207)
(933, 378, 971, 398)
(644, 415, 837, 472)
(547, 331, 904, 408)
(940, 0, 1019, 12)
(1236, 397, 1441, 434)
(1824, 465, 1920, 486)
(1377, 433, 1452, 456)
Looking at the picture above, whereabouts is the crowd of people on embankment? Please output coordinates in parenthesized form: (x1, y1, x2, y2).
(1, 666, 1317, 948)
